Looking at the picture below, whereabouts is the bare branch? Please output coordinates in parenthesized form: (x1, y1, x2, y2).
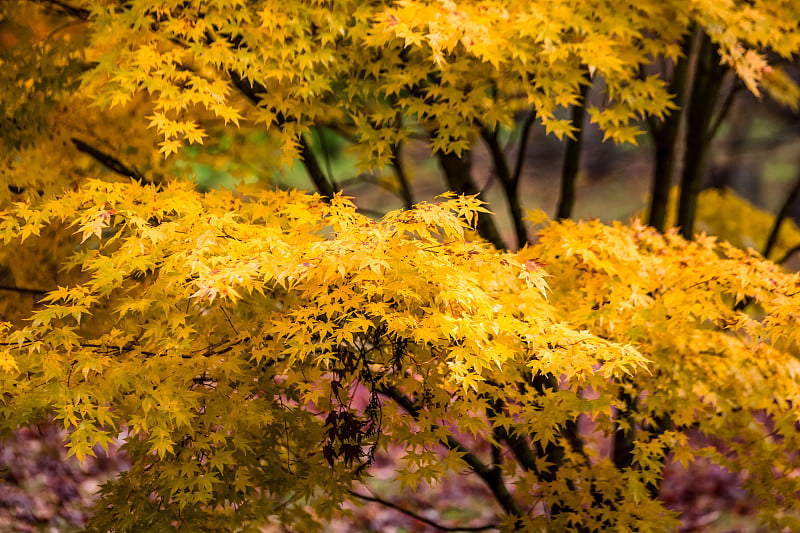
(763, 161, 800, 260)
(511, 108, 536, 188)
(71, 138, 147, 183)
(37, 0, 90, 20)
(378, 384, 523, 519)
(347, 489, 499, 532)
(706, 75, 742, 143)
(778, 242, 800, 265)
(0, 285, 48, 296)
(480, 126, 529, 248)
(390, 113, 414, 210)
(556, 72, 591, 220)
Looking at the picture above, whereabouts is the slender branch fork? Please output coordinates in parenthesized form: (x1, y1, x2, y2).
(378, 384, 525, 522)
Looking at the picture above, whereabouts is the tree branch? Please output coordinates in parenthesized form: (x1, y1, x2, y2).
(778, 242, 800, 265)
(510, 108, 536, 188)
(646, 30, 693, 232)
(378, 385, 523, 519)
(480, 128, 512, 187)
(706, 75, 742, 143)
(435, 148, 506, 250)
(391, 141, 414, 211)
(390, 110, 415, 211)
(298, 135, 338, 199)
(485, 397, 540, 477)
(347, 489, 499, 532)
(556, 72, 591, 220)
(763, 161, 800, 260)
(480, 127, 529, 248)
(315, 126, 339, 192)
(71, 138, 147, 183)
(0, 285, 48, 296)
(227, 72, 336, 199)
(677, 32, 725, 240)
(355, 207, 388, 218)
(37, 0, 90, 20)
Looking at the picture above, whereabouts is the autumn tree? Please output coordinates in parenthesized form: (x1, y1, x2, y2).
(1, 0, 800, 531)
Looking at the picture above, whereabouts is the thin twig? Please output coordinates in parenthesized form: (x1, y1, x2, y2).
(227, 71, 336, 199)
(706, 76, 742, 143)
(347, 489, 499, 532)
(220, 305, 239, 335)
(778, 242, 800, 265)
(278, 396, 293, 474)
(390, 133, 414, 210)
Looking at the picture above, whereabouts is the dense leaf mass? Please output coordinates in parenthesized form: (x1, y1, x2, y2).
(0, 182, 798, 530)
(0, 183, 646, 529)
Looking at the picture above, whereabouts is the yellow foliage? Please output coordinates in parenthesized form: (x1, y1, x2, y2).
(2, 0, 800, 531)
(1, 182, 799, 530)
(532, 215, 800, 530)
(0, 182, 656, 530)
(5, 0, 798, 179)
